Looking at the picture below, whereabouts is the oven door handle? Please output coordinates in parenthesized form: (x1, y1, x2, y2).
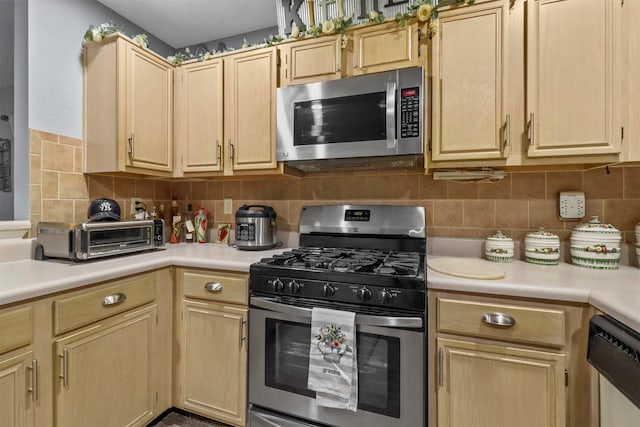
(250, 297, 423, 328)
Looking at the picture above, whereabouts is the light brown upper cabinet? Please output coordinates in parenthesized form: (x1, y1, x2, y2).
(279, 35, 343, 86)
(84, 35, 173, 176)
(174, 47, 279, 177)
(431, 0, 510, 162)
(622, 0, 639, 162)
(174, 59, 224, 175)
(223, 47, 279, 174)
(526, 0, 622, 158)
(351, 21, 420, 75)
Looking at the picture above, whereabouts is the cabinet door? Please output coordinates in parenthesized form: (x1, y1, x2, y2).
(126, 43, 173, 172)
(622, 0, 640, 162)
(437, 338, 565, 427)
(224, 47, 278, 173)
(432, 1, 509, 161)
(280, 36, 342, 86)
(178, 300, 247, 426)
(0, 351, 35, 427)
(526, 0, 621, 157)
(351, 21, 420, 75)
(176, 59, 224, 173)
(54, 306, 157, 427)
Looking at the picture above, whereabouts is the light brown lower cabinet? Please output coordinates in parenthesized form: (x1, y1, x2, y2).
(0, 349, 36, 427)
(174, 268, 249, 427)
(429, 291, 598, 427)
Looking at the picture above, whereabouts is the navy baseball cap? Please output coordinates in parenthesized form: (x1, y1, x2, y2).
(87, 198, 121, 222)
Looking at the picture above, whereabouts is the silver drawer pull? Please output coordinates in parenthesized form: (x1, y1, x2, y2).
(204, 282, 223, 292)
(481, 312, 516, 328)
(102, 293, 126, 307)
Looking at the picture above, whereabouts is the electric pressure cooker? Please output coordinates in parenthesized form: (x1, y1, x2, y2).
(235, 205, 278, 250)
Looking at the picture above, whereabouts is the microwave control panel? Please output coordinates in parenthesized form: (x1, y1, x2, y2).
(400, 87, 420, 138)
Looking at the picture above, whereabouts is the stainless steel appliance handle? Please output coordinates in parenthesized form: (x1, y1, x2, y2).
(250, 296, 423, 328)
(386, 81, 397, 149)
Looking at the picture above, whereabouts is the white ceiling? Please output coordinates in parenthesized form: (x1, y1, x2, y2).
(97, 0, 278, 48)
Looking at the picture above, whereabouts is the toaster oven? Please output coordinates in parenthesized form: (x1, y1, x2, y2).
(36, 219, 164, 261)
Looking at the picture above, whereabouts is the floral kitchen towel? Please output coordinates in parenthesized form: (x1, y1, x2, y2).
(307, 307, 358, 412)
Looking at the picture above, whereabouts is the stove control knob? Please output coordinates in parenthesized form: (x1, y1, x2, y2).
(357, 287, 372, 302)
(379, 289, 394, 304)
(269, 278, 284, 293)
(322, 284, 336, 298)
(287, 280, 301, 294)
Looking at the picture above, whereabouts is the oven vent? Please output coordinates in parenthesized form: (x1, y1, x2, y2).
(593, 327, 640, 364)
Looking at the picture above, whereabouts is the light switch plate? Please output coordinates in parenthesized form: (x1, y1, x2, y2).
(559, 191, 585, 219)
(224, 198, 233, 215)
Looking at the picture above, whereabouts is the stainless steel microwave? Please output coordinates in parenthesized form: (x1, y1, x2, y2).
(276, 67, 425, 171)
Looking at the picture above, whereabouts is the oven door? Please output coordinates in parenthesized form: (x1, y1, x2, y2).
(249, 296, 425, 427)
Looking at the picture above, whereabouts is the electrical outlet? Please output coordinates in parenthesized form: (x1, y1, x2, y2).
(559, 191, 586, 219)
(224, 198, 233, 215)
(130, 197, 142, 215)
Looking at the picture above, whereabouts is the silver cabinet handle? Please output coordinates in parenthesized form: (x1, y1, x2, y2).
(481, 312, 516, 328)
(528, 112, 535, 146)
(102, 293, 126, 307)
(503, 114, 511, 152)
(59, 348, 68, 387)
(128, 133, 135, 161)
(229, 140, 234, 162)
(204, 282, 223, 292)
(28, 359, 38, 401)
(239, 317, 247, 347)
(216, 141, 221, 163)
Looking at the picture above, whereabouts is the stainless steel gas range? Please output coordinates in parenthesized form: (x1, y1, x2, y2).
(248, 204, 426, 427)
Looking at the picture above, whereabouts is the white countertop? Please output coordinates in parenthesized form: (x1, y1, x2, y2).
(0, 239, 638, 332)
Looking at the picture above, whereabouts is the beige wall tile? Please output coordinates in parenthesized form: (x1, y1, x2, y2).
(42, 199, 74, 222)
(42, 171, 59, 199)
(529, 199, 564, 230)
(190, 181, 209, 201)
(155, 180, 172, 200)
(223, 181, 242, 198)
(59, 173, 88, 199)
(584, 167, 623, 199)
(30, 184, 41, 214)
(87, 175, 114, 199)
(546, 171, 583, 199)
(114, 177, 136, 199)
(59, 134, 83, 148)
(604, 199, 640, 231)
(623, 166, 640, 199)
(392, 175, 420, 199)
(275, 178, 300, 200)
(29, 130, 42, 155)
(449, 228, 481, 238)
(32, 129, 59, 144)
(207, 181, 224, 200)
(30, 153, 42, 185)
(447, 181, 478, 199)
(478, 174, 512, 199)
(463, 200, 495, 228)
(512, 172, 545, 199)
(42, 141, 74, 172)
(433, 200, 463, 227)
(74, 147, 83, 173)
(495, 199, 529, 229)
(583, 199, 604, 227)
(135, 180, 156, 200)
(420, 175, 447, 199)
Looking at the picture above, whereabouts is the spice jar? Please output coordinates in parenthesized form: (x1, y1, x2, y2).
(570, 216, 621, 270)
(524, 228, 560, 265)
(485, 231, 514, 263)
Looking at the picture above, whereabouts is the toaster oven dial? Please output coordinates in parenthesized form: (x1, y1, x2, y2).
(357, 287, 372, 302)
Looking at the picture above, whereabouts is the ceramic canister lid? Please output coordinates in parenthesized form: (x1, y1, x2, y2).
(526, 227, 559, 240)
(572, 216, 620, 235)
(487, 230, 513, 241)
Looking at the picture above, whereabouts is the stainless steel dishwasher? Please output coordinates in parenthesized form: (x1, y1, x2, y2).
(587, 314, 640, 427)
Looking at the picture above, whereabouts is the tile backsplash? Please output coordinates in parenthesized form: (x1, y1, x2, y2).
(29, 129, 640, 244)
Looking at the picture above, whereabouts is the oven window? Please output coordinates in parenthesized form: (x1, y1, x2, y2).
(293, 92, 387, 146)
(264, 319, 401, 418)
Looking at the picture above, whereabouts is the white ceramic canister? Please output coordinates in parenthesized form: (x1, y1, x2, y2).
(485, 231, 514, 263)
(524, 228, 560, 265)
(570, 216, 621, 270)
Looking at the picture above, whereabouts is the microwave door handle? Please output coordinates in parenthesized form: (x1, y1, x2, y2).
(386, 81, 397, 149)
(250, 296, 422, 329)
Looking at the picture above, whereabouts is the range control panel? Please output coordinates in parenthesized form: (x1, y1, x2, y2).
(400, 87, 420, 138)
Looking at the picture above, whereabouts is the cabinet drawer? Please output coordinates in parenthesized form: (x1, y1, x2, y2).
(54, 273, 156, 335)
(437, 298, 565, 347)
(182, 270, 248, 305)
(0, 306, 33, 353)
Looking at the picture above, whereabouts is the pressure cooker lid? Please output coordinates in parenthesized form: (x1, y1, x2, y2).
(235, 204, 277, 219)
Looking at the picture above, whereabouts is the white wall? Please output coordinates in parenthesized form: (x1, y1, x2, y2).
(28, 0, 173, 139)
